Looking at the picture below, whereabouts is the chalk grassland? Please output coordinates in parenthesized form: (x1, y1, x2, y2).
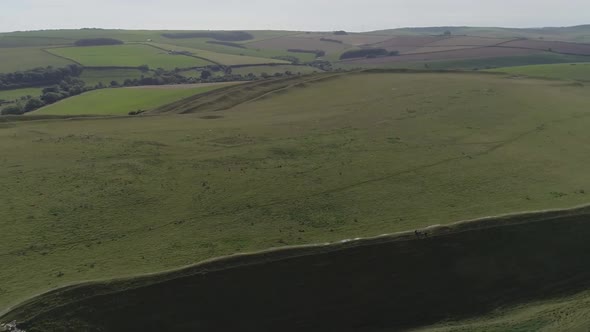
(490, 63, 590, 81)
(31, 84, 231, 115)
(0, 47, 74, 73)
(231, 65, 321, 76)
(79, 68, 148, 86)
(46, 44, 213, 69)
(146, 42, 289, 66)
(2, 72, 590, 311)
(3, 207, 590, 331)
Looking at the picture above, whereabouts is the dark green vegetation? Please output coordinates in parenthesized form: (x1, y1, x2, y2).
(2, 72, 590, 317)
(3, 206, 590, 331)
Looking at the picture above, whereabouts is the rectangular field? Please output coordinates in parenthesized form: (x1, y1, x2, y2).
(0, 47, 74, 73)
(46, 44, 213, 70)
(79, 68, 147, 86)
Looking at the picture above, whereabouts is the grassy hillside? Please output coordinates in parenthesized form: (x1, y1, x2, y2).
(3, 206, 590, 331)
(2, 72, 590, 312)
(32, 84, 233, 115)
(232, 64, 320, 76)
(46, 44, 213, 69)
(489, 62, 590, 81)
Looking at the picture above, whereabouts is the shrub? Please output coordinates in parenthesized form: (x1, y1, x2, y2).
(74, 38, 124, 46)
(340, 48, 389, 60)
(1, 105, 24, 115)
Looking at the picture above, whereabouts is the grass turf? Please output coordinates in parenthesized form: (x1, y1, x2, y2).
(30, 84, 230, 116)
(2, 72, 590, 313)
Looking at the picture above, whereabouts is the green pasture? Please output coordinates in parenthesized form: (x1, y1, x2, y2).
(0, 47, 74, 73)
(32, 84, 229, 115)
(46, 44, 212, 70)
(2, 72, 590, 312)
(231, 65, 320, 76)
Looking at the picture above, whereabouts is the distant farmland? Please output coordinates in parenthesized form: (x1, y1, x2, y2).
(0, 47, 73, 73)
(46, 44, 214, 69)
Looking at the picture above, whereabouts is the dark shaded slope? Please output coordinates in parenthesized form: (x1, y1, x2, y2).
(4, 206, 590, 331)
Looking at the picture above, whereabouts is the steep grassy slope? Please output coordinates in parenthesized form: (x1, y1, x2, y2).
(2, 72, 590, 314)
(3, 206, 590, 331)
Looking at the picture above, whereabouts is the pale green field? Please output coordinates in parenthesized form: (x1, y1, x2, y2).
(2, 73, 590, 312)
(0, 47, 73, 73)
(32, 84, 229, 115)
(490, 62, 590, 81)
(46, 44, 213, 69)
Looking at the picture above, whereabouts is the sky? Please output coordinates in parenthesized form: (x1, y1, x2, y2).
(0, 0, 589, 33)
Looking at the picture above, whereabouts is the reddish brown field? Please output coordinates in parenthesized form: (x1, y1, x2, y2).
(500, 39, 590, 55)
(368, 36, 446, 49)
(427, 36, 514, 47)
(341, 46, 543, 65)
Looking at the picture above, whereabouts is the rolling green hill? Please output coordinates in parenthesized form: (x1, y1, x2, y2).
(2, 72, 590, 315)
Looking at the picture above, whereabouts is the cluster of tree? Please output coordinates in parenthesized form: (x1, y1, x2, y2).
(0, 64, 83, 90)
(74, 38, 124, 46)
(287, 49, 326, 58)
(320, 38, 343, 44)
(161, 31, 254, 41)
(1, 78, 88, 115)
(340, 48, 392, 60)
(206, 41, 246, 48)
(308, 60, 333, 71)
(272, 55, 301, 64)
(333, 31, 348, 35)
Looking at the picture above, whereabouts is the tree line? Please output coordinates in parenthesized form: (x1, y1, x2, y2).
(162, 31, 254, 41)
(287, 49, 326, 58)
(340, 48, 399, 60)
(0, 64, 83, 90)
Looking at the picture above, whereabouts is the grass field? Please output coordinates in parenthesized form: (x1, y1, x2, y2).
(46, 44, 213, 70)
(31, 84, 231, 115)
(490, 62, 590, 81)
(0, 47, 74, 73)
(147, 42, 289, 66)
(2, 72, 590, 313)
(79, 68, 148, 86)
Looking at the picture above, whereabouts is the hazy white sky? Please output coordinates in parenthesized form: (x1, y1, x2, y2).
(1, 0, 589, 32)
